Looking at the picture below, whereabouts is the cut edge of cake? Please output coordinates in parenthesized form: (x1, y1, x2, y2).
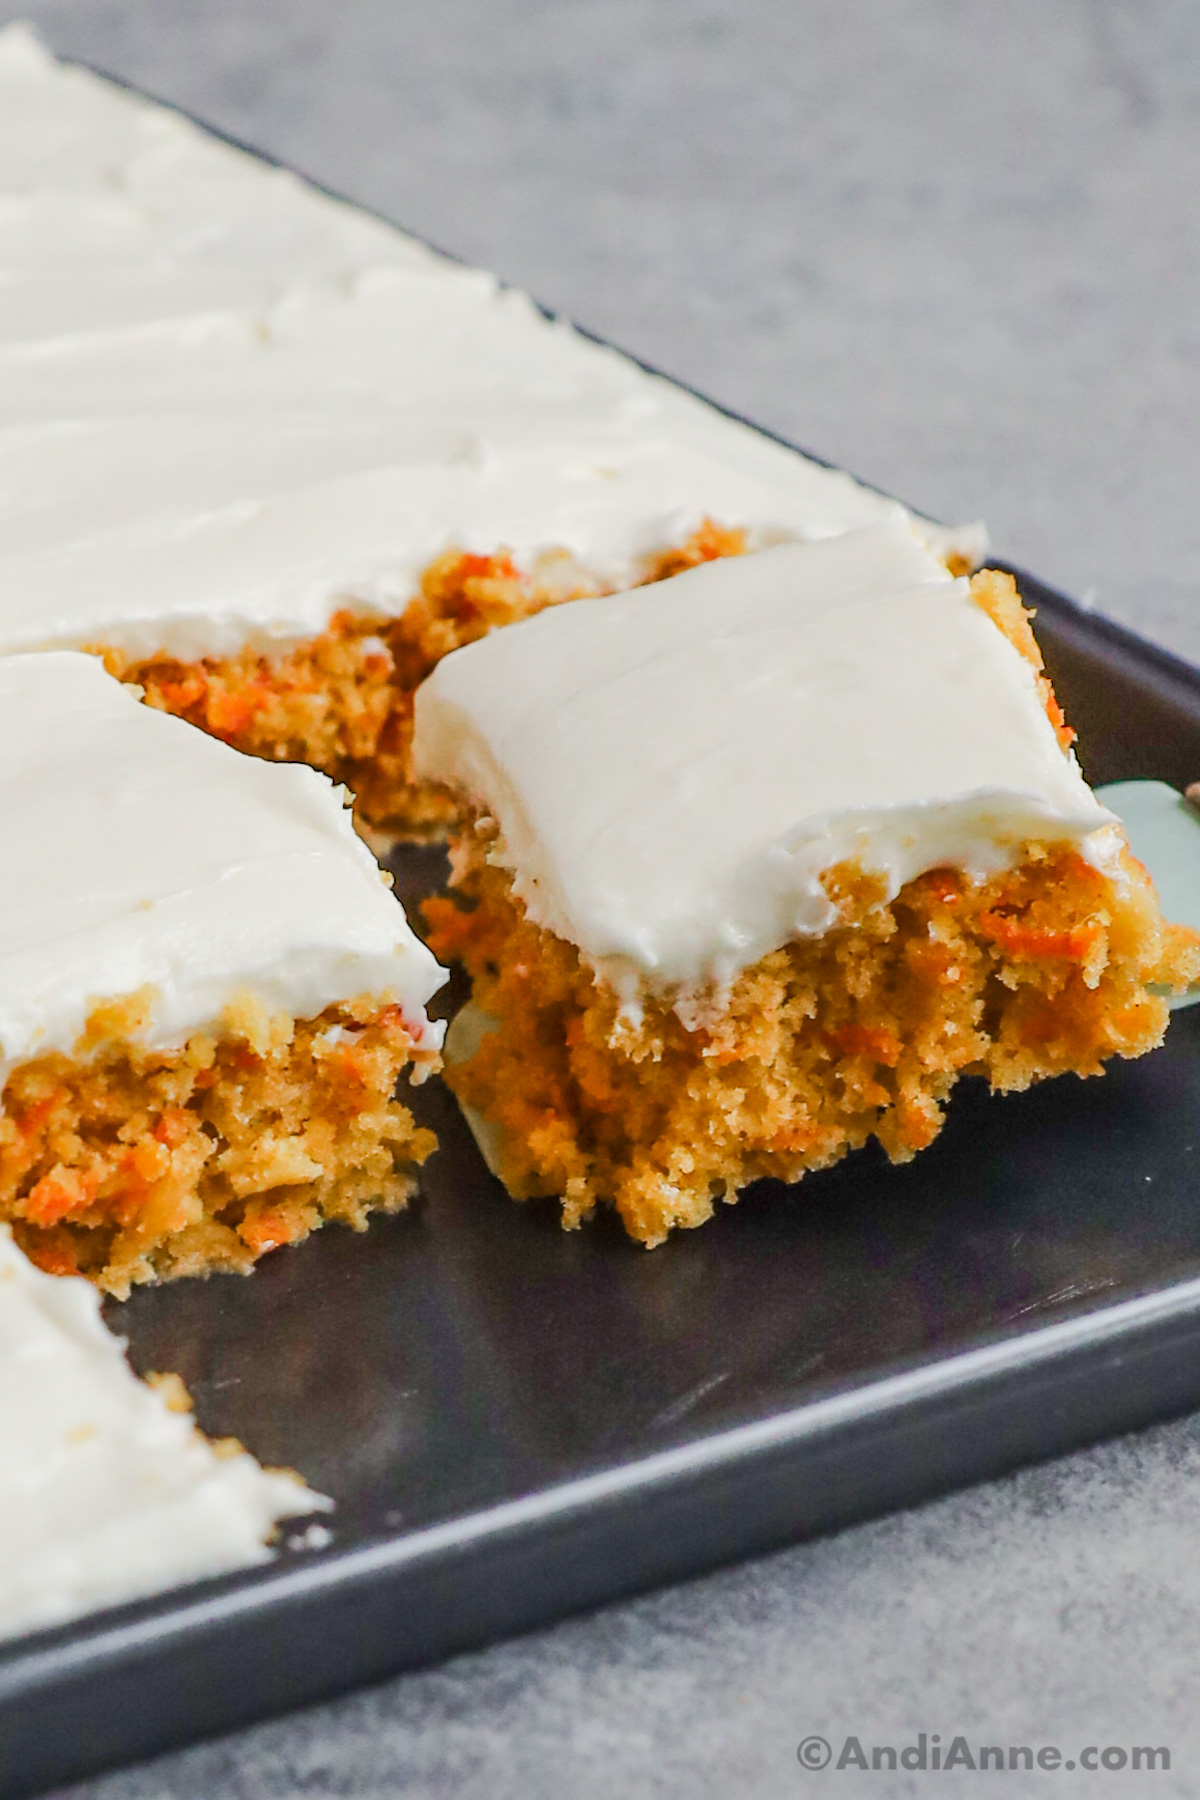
(431, 828, 1197, 1246)
(414, 531, 1200, 1245)
(3, 985, 439, 1296)
(97, 523, 753, 842)
(0, 653, 447, 1294)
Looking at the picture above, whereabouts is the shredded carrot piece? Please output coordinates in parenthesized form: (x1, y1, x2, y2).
(454, 551, 520, 583)
(979, 912, 1101, 959)
(895, 1092, 943, 1151)
(130, 1139, 170, 1184)
(238, 1208, 301, 1256)
(154, 1108, 191, 1149)
(1042, 687, 1076, 749)
(26, 1168, 99, 1227)
(421, 896, 479, 959)
(205, 682, 272, 739)
(826, 1022, 902, 1066)
(649, 519, 747, 581)
(15, 1094, 62, 1139)
(156, 672, 208, 712)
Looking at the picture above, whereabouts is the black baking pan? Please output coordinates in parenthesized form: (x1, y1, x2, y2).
(6, 71, 1200, 1800)
(5, 569, 1200, 1800)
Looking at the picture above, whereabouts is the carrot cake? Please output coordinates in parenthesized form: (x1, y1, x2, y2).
(0, 1225, 326, 1641)
(0, 25, 984, 838)
(414, 522, 1200, 1246)
(0, 652, 445, 1296)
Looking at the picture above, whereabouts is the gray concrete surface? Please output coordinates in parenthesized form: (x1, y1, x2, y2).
(6, 1, 1200, 1793)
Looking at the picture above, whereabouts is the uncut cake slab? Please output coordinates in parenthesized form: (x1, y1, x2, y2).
(7, 25, 1200, 1798)
(0, 22, 981, 842)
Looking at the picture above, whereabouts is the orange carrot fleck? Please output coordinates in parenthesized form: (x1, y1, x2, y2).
(979, 912, 1101, 960)
(421, 897, 479, 959)
(153, 1108, 191, 1149)
(205, 682, 271, 739)
(1042, 686, 1077, 750)
(26, 1168, 99, 1227)
(826, 1022, 902, 1066)
(157, 671, 208, 712)
(239, 1209, 300, 1256)
(131, 1139, 170, 1183)
(16, 1095, 61, 1139)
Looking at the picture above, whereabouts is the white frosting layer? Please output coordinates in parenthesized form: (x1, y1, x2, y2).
(0, 1227, 326, 1642)
(0, 26, 984, 663)
(0, 653, 445, 1078)
(414, 523, 1118, 996)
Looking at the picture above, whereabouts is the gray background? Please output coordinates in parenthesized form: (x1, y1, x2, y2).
(7, 1, 1200, 1794)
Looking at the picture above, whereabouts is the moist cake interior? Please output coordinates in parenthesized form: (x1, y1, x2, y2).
(0, 651, 445, 1295)
(419, 562, 1200, 1244)
(1, 991, 436, 1297)
(100, 525, 748, 839)
(428, 832, 1196, 1245)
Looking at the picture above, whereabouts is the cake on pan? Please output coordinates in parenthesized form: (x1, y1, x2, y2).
(0, 25, 983, 838)
(0, 653, 445, 1296)
(415, 522, 1199, 1246)
(0, 1226, 327, 1641)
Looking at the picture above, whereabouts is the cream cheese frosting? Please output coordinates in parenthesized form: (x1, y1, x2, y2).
(413, 522, 1119, 998)
(0, 1225, 326, 1641)
(0, 25, 984, 664)
(0, 652, 445, 1079)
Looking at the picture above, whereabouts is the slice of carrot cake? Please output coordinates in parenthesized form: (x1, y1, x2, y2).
(0, 653, 445, 1296)
(0, 25, 983, 838)
(414, 521, 1199, 1247)
(0, 1225, 327, 1641)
